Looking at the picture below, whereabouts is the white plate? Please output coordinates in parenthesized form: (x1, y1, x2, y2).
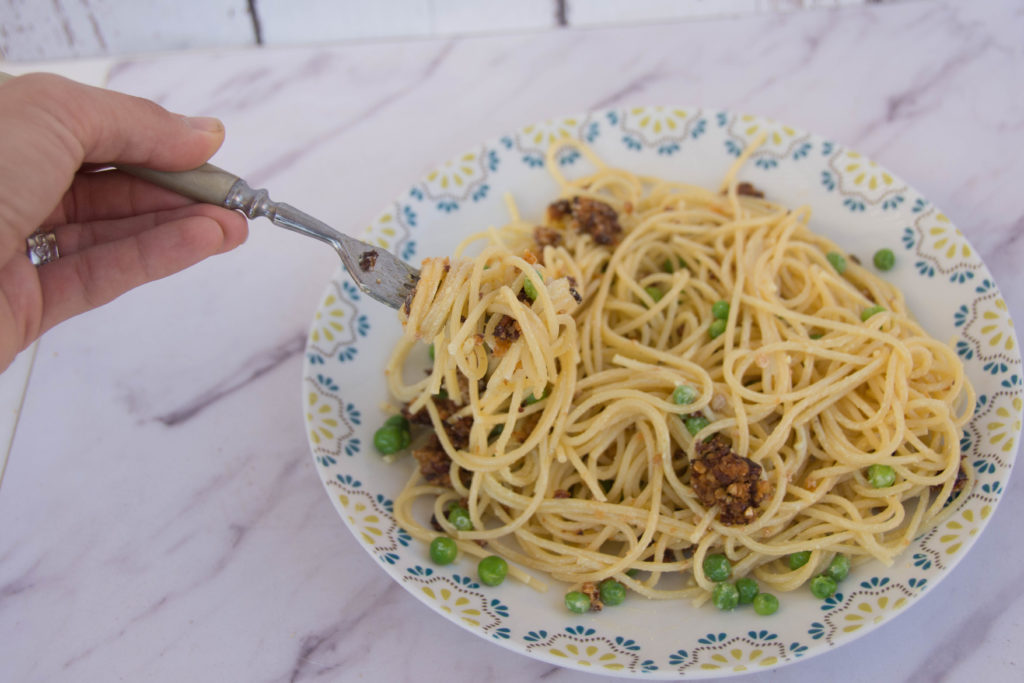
(302, 107, 1022, 678)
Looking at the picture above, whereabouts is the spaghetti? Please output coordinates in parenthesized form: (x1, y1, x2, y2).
(384, 139, 974, 602)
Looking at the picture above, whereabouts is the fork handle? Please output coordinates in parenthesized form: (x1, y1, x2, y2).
(119, 163, 242, 207)
(120, 163, 287, 226)
(123, 163, 358, 263)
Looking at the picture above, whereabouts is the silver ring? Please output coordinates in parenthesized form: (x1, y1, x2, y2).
(26, 231, 60, 266)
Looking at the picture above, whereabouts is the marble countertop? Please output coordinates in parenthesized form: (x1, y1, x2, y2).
(2, 1, 1023, 681)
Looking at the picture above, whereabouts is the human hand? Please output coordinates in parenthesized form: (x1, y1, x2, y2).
(0, 73, 248, 372)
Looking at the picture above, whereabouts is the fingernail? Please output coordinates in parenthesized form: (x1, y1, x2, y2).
(185, 116, 224, 134)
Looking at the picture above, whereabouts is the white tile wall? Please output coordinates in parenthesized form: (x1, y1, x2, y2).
(0, 0, 890, 62)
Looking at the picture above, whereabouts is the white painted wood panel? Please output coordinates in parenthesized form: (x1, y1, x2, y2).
(0, 0, 254, 61)
(429, 0, 557, 34)
(257, 0, 433, 44)
(0, 1, 885, 66)
(257, 0, 557, 46)
(567, 0, 875, 25)
(570, 0, 759, 25)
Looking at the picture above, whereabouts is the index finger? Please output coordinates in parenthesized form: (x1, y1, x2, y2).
(0, 73, 227, 255)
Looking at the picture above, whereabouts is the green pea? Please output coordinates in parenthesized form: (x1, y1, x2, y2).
(644, 286, 664, 303)
(429, 536, 458, 565)
(709, 318, 727, 339)
(809, 332, 824, 340)
(626, 568, 641, 579)
(788, 551, 811, 570)
(384, 414, 409, 430)
(565, 591, 591, 614)
(383, 417, 411, 449)
(712, 582, 740, 610)
(373, 425, 405, 455)
(712, 300, 730, 320)
(873, 248, 895, 271)
(428, 343, 435, 360)
(753, 592, 779, 616)
(735, 577, 759, 605)
(671, 385, 698, 405)
(861, 305, 886, 321)
(662, 257, 687, 273)
(684, 415, 710, 436)
(826, 251, 847, 274)
(523, 276, 538, 301)
(524, 386, 551, 405)
(478, 555, 509, 586)
(447, 505, 473, 531)
(599, 579, 626, 606)
(826, 554, 850, 582)
(867, 463, 896, 488)
(702, 553, 731, 582)
(809, 574, 838, 599)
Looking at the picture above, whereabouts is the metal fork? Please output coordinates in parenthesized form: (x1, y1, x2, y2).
(122, 164, 420, 310)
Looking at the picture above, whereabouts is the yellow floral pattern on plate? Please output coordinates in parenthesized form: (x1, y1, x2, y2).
(520, 117, 582, 147)
(419, 145, 490, 203)
(918, 212, 972, 261)
(958, 288, 1018, 377)
(506, 116, 597, 166)
(618, 106, 703, 143)
(973, 297, 1016, 353)
(691, 646, 781, 673)
(307, 281, 361, 358)
(726, 114, 811, 163)
(327, 480, 411, 557)
(362, 206, 408, 252)
(524, 630, 649, 672)
(916, 502, 993, 571)
(305, 377, 350, 460)
(827, 148, 907, 206)
(400, 574, 507, 634)
(909, 208, 982, 280)
(817, 580, 917, 644)
(421, 585, 487, 628)
(985, 395, 1022, 455)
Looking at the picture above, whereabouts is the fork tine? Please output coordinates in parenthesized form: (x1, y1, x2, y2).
(342, 244, 420, 310)
(234, 190, 419, 311)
